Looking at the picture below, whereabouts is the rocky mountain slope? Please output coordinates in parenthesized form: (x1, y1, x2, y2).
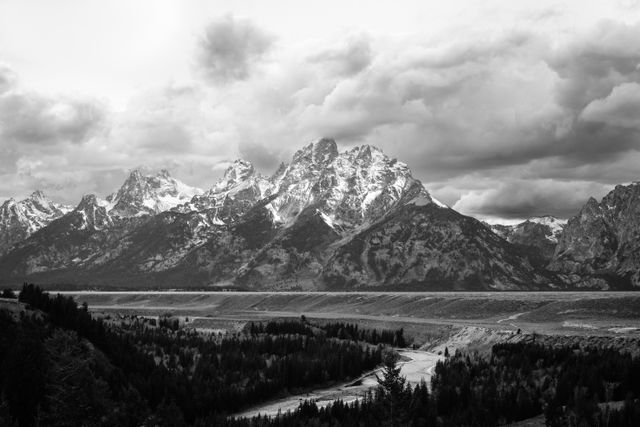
(175, 159, 269, 224)
(0, 191, 70, 255)
(549, 183, 640, 289)
(265, 139, 434, 228)
(107, 169, 202, 217)
(491, 216, 567, 261)
(324, 203, 554, 290)
(0, 137, 620, 291)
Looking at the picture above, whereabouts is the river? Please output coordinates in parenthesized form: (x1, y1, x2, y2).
(233, 350, 441, 419)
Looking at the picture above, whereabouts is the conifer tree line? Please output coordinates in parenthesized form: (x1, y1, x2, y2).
(220, 342, 640, 426)
(2, 284, 640, 426)
(0, 284, 388, 426)
(248, 318, 407, 347)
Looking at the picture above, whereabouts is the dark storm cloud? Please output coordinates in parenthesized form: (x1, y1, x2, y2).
(188, 17, 640, 221)
(0, 65, 109, 203)
(0, 94, 104, 145)
(292, 20, 640, 219)
(298, 31, 554, 151)
(453, 179, 613, 219)
(547, 20, 640, 111)
(198, 15, 274, 83)
(0, 67, 105, 147)
(301, 21, 640, 178)
(581, 82, 640, 129)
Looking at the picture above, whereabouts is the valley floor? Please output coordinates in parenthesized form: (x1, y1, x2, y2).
(59, 290, 640, 418)
(64, 291, 640, 340)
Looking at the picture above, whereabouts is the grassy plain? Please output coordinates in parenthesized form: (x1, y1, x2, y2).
(63, 291, 640, 347)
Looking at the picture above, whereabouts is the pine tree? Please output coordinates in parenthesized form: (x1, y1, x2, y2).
(376, 352, 408, 426)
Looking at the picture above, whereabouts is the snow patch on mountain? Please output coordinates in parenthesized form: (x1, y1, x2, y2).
(265, 138, 438, 230)
(491, 215, 567, 244)
(107, 169, 202, 217)
(0, 191, 70, 254)
(178, 160, 269, 224)
(527, 215, 567, 241)
(74, 194, 113, 230)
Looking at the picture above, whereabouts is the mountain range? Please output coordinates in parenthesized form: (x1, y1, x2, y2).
(0, 137, 638, 291)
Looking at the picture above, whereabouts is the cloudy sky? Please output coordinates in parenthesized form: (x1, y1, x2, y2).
(1, 0, 640, 222)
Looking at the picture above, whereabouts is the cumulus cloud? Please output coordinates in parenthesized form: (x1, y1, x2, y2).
(547, 20, 640, 111)
(0, 66, 105, 151)
(0, 65, 17, 94)
(308, 34, 372, 76)
(4, 11, 640, 221)
(0, 94, 105, 145)
(185, 16, 640, 221)
(581, 82, 640, 129)
(0, 67, 224, 203)
(293, 30, 563, 171)
(0, 65, 108, 200)
(197, 15, 274, 83)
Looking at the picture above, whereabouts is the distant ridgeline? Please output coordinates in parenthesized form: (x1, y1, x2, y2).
(3, 139, 640, 291)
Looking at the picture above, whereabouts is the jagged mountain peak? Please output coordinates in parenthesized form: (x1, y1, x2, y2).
(600, 182, 640, 210)
(174, 159, 265, 223)
(121, 168, 173, 186)
(490, 214, 567, 260)
(157, 168, 171, 179)
(584, 196, 600, 208)
(220, 159, 255, 185)
(108, 168, 202, 217)
(292, 137, 339, 166)
(526, 215, 567, 227)
(266, 138, 437, 229)
(532, 214, 558, 220)
(76, 194, 100, 210)
(126, 169, 144, 181)
(72, 194, 112, 230)
(0, 190, 70, 254)
(549, 182, 640, 288)
(1, 197, 16, 207)
(2, 137, 517, 291)
(28, 190, 47, 200)
(1, 191, 66, 217)
(344, 143, 384, 161)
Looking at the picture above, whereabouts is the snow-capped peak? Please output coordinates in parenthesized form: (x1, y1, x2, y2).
(292, 137, 339, 167)
(76, 194, 101, 211)
(214, 159, 256, 190)
(107, 169, 203, 217)
(266, 138, 438, 229)
(73, 194, 112, 230)
(526, 215, 567, 241)
(527, 215, 567, 227)
(0, 191, 68, 230)
(0, 190, 70, 254)
(28, 190, 46, 202)
(178, 159, 267, 223)
(491, 215, 567, 244)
